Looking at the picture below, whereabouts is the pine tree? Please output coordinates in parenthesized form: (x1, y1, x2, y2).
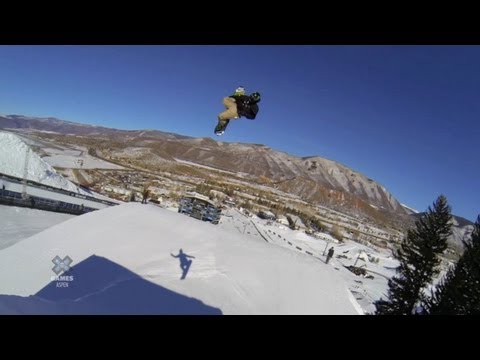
(427, 216, 480, 314)
(375, 195, 452, 315)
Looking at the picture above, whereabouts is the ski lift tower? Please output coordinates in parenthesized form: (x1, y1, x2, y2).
(21, 147, 30, 200)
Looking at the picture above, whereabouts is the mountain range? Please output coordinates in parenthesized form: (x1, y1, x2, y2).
(0, 114, 408, 221)
(3, 113, 474, 247)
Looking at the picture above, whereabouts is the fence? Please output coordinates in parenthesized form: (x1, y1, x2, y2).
(0, 189, 97, 215)
(0, 172, 117, 206)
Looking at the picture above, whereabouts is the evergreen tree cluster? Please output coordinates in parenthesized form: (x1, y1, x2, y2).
(427, 215, 480, 314)
(375, 195, 480, 315)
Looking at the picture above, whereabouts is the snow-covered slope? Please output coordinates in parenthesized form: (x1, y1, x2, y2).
(0, 131, 85, 194)
(401, 203, 419, 215)
(0, 203, 361, 315)
(0, 206, 74, 250)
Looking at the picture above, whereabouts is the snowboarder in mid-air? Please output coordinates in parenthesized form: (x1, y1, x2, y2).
(215, 86, 261, 135)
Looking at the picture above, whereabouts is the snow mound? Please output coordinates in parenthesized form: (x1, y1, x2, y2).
(0, 203, 361, 315)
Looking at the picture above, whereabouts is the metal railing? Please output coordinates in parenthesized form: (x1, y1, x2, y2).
(0, 172, 118, 206)
(0, 189, 97, 215)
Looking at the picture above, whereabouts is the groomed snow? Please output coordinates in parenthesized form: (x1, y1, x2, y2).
(0, 132, 87, 194)
(0, 203, 362, 315)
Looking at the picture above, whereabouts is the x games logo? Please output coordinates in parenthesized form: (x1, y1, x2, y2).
(52, 255, 73, 275)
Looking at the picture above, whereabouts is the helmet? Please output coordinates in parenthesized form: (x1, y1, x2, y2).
(235, 86, 246, 95)
(250, 92, 261, 102)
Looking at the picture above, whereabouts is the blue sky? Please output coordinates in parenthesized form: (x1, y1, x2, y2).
(0, 45, 478, 221)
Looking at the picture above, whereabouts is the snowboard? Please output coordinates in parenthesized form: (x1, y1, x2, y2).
(214, 119, 230, 136)
(180, 259, 192, 280)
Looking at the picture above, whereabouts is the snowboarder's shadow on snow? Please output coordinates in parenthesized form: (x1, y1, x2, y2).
(0, 255, 222, 314)
(171, 249, 195, 280)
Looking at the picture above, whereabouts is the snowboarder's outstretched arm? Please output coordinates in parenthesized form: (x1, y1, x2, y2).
(170, 253, 179, 258)
(186, 255, 196, 259)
